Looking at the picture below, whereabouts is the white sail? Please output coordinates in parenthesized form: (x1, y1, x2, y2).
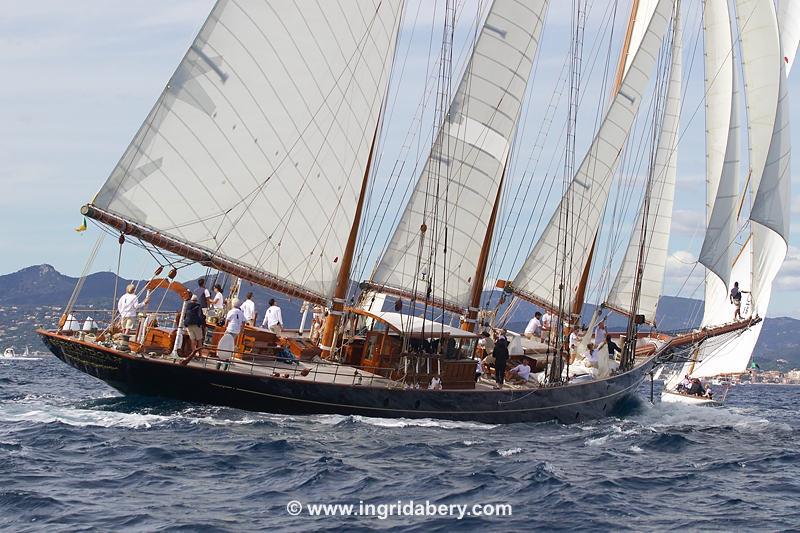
(511, 0, 673, 311)
(735, 0, 787, 316)
(622, 0, 660, 78)
(691, 0, 788, 378)
(371, 0, 549, 309)
(750, 68, 791, 245)
(699, 0, 740, 326)
(92, 1, 404, 299)
(734, 0, 780, 198)
(606, 1, 681, 323)
(779, 0, 800, 73)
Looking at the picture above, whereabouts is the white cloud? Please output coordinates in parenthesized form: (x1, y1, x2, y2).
(663, 250, 704, 298)
(774, 246, 800, 291)
(670, 209, 706, 237)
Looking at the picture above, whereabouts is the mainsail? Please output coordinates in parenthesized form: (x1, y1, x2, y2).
(510, 0, 673, 312)
(370, 0, 549, 311)
(90, 1, 404, 302)
(605, 0, 681, 323)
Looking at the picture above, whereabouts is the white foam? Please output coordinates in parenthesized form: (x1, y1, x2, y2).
(0, 404, 168, 429)
(313, 414, 496, 430)
(497, 447, 522, 457)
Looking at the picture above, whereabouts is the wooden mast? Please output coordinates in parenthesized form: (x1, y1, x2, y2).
(319, 125, 381, 357)
(462, 162, 509, 332)
(571, 0, 640, 320)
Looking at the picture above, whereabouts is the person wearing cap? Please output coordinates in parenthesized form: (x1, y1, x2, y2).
(183, 294, 206, 354)
(117, 284, 150, 334)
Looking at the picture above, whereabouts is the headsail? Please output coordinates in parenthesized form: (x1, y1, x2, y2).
(605, 0, 681, 323)
(735, 0, 786, 316)
(370, 0, 550, 311)
(510, 0, 673, 312)
(683, 0, 790, 381)
(699, 0, 739, 326)
(90, 1, 404, 301)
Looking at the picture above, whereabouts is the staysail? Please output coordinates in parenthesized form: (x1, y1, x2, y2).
(510, 0, 673, 312)
(370, 0, 549, 311)
(90, 1, 404, 302)
(605, 0, 681, 323)
(699, 0, 740, 327)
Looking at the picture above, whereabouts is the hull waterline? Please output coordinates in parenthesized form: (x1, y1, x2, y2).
(39, 330, 655, 424)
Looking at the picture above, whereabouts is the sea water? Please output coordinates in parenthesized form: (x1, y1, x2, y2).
(1, 356, 799, 531)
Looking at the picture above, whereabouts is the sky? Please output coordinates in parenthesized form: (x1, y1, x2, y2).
(1, 1, 799, 317)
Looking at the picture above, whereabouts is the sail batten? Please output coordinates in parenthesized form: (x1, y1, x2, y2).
(370, 0, 549, 311)
(511, 0, 673, 313)
(93, 0, 404, 300)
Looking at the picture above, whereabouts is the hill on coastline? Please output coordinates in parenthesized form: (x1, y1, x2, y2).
(0, 264, 797, 370)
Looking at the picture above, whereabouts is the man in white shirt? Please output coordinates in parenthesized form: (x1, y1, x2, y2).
(117, 284, 149, 334)
(225, 298, 245, 335)
(576, 344, 601, 379)
(508, 358, 532, 384)
(594, 321, 608, 349)
(240, 292, 256, 325)
(540, 312, 552, 342)
(210, 283, 225, 320)
(217, 298, 245, 370)
(524, 312, 543, 340)
(262, 298, 283, 334)
(594, 320, 620, 360)
(569, 327, 581, 348)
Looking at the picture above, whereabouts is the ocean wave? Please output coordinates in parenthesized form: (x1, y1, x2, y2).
(0, 404, 169, 429)
(312, 414, 497, 430)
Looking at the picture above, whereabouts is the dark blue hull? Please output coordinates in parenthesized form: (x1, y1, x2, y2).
(39, 331, 655, 424)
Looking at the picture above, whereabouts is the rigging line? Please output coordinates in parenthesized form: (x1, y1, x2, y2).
(219, 8, 403, 293)
(482, 0, 556, 301)
(367, 4, 543, 307)
(352, 0, 420, 288)
(604, 1, 747, 319)
(493, 0, 596, 278)
(594, 21, 676, 304)
(202, 3, 395, 260)
(357, 0, 483, 287)
(495, 0, 621, 287)
(220, 15, 398, 272)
